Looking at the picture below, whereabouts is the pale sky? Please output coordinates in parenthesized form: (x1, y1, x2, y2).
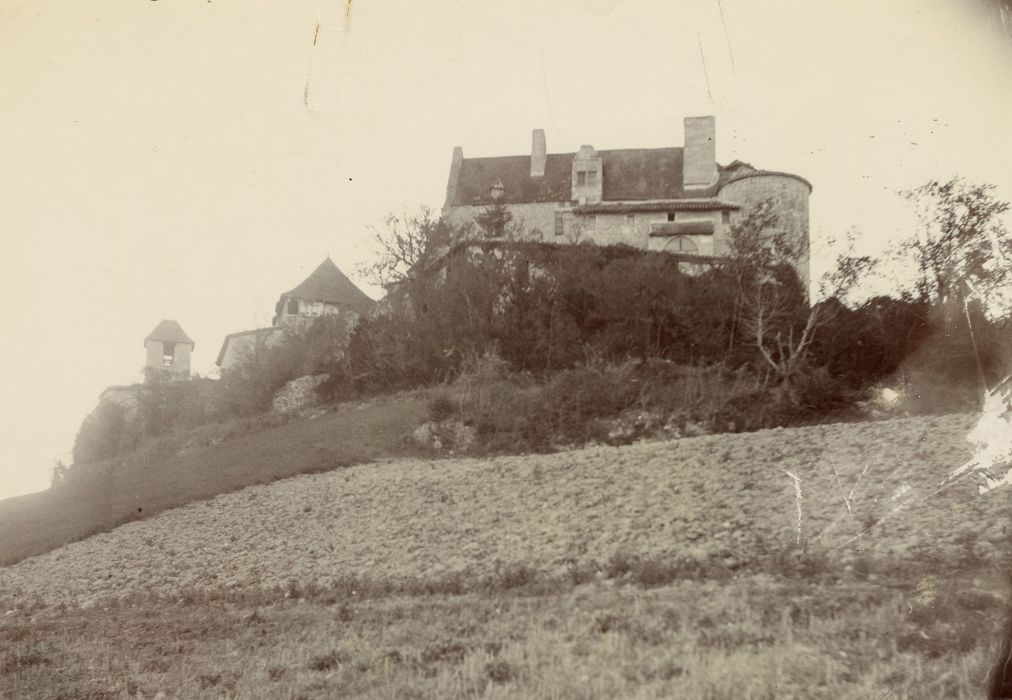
(1, 0, 1010, 500)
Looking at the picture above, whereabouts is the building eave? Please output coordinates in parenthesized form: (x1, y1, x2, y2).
(573, 199, 741, 215)
(720, 169, 813, 193)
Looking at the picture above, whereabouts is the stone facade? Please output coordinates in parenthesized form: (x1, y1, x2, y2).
(271, 257, 374, 328)
(216, 327, 285, 372)
(442, 116, 811, 285)
(145, 340, 192, 374)
(143, 320, 195, 377)
(216, 258, 373, 372)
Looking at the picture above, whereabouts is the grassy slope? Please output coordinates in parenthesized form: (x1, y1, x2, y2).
(2, 412, 1011, 698)
(0, 394, 427, 567)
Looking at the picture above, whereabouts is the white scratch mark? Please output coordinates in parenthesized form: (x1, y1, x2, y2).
(696, 33, 712, 102)
(781, 469, 803, 547)
(714, 0, 736, 76)
(830, 462, 855, 524)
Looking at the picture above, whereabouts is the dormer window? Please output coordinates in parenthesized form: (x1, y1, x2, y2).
(571, 145, 603, 204)
(490, 179, 506, 201)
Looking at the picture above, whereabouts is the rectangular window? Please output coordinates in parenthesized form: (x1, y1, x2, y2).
(722, 210, 731, 224)
(586, 171, 597, 185)
(667, 212, 675, 222)
(554, 211, 564, 236)
(626, 214, 634, 226)
(576, 171, 587, 187)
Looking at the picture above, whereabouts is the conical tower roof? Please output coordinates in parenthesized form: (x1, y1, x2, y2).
(144, 319, 194, 347)
(282, 258, 374, 315)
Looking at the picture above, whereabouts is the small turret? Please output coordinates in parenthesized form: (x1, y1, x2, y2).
(144, 319, 194, 376)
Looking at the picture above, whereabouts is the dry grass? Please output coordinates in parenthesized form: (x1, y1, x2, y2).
(1, 411, 1010, 698)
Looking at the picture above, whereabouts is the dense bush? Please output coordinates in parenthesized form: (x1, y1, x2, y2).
(218, 316, 353, 416)
(69, 316, 356, 470)
(70, 238, 1008, 474)
(344, 242, 746, 393)
(810, 295, 932, 389)
(813, 293, 1011, 412)
(72, 400, 129, 465)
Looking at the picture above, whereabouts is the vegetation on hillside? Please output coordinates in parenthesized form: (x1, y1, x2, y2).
(62, 179, 1012, 481)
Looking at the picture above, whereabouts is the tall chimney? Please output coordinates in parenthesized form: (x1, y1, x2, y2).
(683, 116, 717, 189)
(530, 129, 546, 177)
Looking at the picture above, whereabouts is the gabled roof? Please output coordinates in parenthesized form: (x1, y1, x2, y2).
(281, 258, 375, 315)
(448, 148, 810, 207)
(451, 148, 739, 206)
(144, 319, 194, 347)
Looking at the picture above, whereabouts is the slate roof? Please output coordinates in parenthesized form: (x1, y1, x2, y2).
(144, 320, 194, 347)
(280, 258, 375, 315)
(449, 148, 810, 207)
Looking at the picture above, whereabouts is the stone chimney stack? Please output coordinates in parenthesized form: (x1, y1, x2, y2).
(530, 129, 546, 177)
(683, 116, 717, 189)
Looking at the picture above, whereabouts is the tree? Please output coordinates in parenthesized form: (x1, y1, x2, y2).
(897, 177, 1011, 315)
(50, 460, 70, 488)
(357, 206, 475, 288)
(727, 200, 876, 393)
(475, 199, 513, 238)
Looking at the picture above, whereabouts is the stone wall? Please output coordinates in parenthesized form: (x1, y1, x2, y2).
(445, 203, 725, 251)
(145, 340, 192, 375)
(581, 210, 725, 254)
(218, 329, 285, 373)
(444, 174, 810, 288)
(271, 374, 329, 414)
(443, 202, 562, 241)
(718, 174, 811, 286)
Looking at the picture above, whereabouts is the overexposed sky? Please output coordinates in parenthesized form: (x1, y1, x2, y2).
(1, 0, 1010, 499)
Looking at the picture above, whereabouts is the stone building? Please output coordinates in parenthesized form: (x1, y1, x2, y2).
(215, 327, 285, 372)
(216, 257, 373, 372)
(144, 319, 195, 376)
(272, 257, 375, 328)
(441, 116, 811, 284)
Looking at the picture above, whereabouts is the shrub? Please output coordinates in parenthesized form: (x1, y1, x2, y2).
(71, 400, 128, 465)
(484, 659, 515, 684)
(308, 651, 345, 672)
(427, 392, 456, 422)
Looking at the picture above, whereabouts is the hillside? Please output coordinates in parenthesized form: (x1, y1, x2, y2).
(0, 393, 428, 567)
(2, 413, 1011, 698)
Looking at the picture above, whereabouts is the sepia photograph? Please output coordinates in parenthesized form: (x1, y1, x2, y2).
(1, 1, 1011, 697)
